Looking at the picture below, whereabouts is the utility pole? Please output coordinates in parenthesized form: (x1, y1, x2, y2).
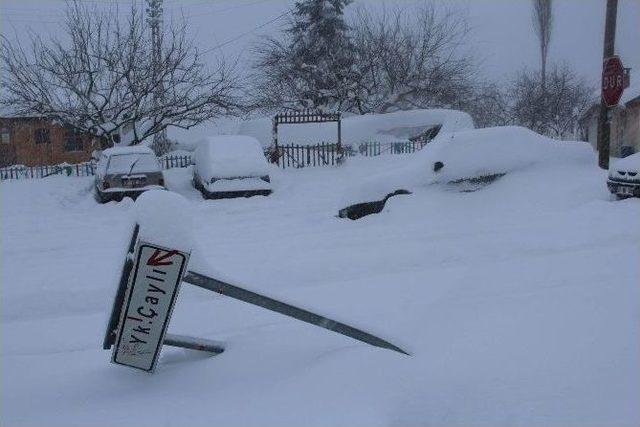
(597, 0, 618, 170)
(146, 0, 168, 154)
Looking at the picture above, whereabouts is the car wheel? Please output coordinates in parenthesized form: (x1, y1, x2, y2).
(94, 189, 108, 204)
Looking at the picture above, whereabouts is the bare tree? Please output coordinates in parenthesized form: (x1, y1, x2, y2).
(532, 0, 553, 90)
(349, 4, 474, 115)
(1, 1, 239, 148)
(464, 82, 512, 128)
(510, 65, 592, 139)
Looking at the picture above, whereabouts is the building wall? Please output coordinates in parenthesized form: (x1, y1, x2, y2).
(0, 118, 98, 167)
(582, 102, 640, 157)
(623, 101, 640, 154)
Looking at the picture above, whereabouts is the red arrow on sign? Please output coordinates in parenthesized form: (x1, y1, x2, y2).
(147, 249, 179, 266)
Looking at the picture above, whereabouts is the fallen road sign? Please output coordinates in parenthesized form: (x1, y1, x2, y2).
(105, 189, 408, 374)
(112, 242, 190, 372)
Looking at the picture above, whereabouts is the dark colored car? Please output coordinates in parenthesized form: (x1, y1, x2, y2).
(94, 146, 165, 203)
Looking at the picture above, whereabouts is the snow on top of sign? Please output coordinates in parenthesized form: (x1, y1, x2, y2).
(238, 109, 474, 147)
(340, 126, 593, 205)
(102, 145, 155, 157)
(193, 135, 270, 180)
(134, 190, 193, 253)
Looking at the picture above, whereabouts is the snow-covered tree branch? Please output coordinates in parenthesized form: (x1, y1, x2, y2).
(0, 0, 240, 146)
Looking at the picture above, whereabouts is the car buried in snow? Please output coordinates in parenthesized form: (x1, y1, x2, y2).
(338, 126, 594, 219)
(607, 153, 640, 199)
(192, 135, 272, 199)
(94, 146, 166, 203)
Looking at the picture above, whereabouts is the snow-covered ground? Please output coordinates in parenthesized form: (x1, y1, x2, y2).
(1, 152, 639, 426)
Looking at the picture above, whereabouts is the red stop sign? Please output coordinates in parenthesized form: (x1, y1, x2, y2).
(602, 56, 625, 107)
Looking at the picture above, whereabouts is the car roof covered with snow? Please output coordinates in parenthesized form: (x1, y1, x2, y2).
(193, 135, 270, 180)
(101, 145, 155, 158)
(238, 109, 474, 147)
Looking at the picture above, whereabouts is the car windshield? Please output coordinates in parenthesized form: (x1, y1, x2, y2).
(107, 153, 159, 174)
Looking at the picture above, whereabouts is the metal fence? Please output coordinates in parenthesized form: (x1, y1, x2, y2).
(274, 143, 341, 169)
(354, 140, 427, 157)
(0, 155, 192, 181)
(161, 155, 192, 169)
(0, 142, 427, 180)
(0, 162, 96, 180)
(272, 140, 427, 169)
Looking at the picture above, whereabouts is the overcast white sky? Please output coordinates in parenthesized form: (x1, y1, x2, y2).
(1, 0, 639, 140)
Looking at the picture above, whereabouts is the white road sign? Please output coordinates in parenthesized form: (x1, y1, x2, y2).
(112, 242, 189, 372)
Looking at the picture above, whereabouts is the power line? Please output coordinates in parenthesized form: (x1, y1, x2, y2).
(200, 9, 289, 54)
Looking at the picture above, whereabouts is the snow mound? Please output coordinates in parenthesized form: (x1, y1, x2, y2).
(134, 190, 193, 253)
(193, 135, 270, 180)
(239, 109, 474, 147)
(341, 126, 594, 205)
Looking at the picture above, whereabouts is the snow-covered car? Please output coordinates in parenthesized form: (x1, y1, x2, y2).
(192, 135, 272, 199)
(339, 126, 593, 219)
(607, 153, 640, 199)
(94, 146, 165, 203)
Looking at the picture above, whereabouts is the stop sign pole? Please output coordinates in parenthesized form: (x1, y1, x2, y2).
(597, 0, 620, 170)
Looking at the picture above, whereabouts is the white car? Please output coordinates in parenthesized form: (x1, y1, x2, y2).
(607, 152, 640, 199)
(94, 146, 165, 203)
(339, 126, 593, 219)
(192, 135, 272, 199)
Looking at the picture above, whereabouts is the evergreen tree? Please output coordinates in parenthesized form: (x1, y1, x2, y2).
(253, 0, 357, 112)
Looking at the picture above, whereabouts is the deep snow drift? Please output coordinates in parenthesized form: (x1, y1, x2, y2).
(1, 149, 639, 426)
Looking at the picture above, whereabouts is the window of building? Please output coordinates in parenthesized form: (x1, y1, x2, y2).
(35, 128, 50, 144)
(64, 127, 83, 152)
(0, 127, 10, 144)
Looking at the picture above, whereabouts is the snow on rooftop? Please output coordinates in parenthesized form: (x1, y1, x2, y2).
(621, 84, 640, 105)
(238, 109, 474, 147)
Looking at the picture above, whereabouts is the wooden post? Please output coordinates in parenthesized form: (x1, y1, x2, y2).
(272, 116, 279, 167)
(337, 118, 342, 153)
(597, 0, 618, 170)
